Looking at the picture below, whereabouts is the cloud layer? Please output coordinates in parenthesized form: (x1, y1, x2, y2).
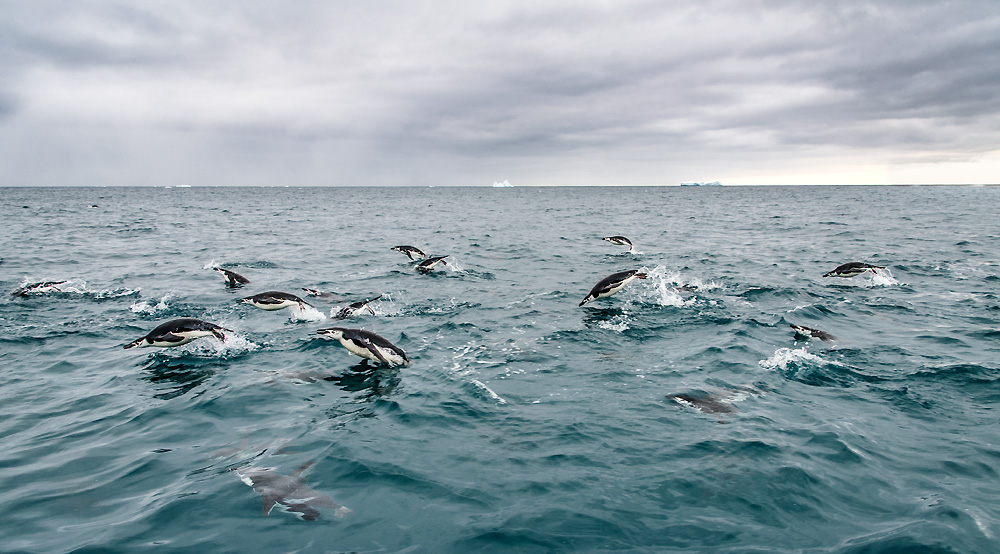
(2, 1, 999, 185)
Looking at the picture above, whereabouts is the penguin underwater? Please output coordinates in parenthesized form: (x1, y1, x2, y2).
(237, 462, 351, 520)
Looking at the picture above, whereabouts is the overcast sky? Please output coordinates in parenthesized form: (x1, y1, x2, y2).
(1, 0, 998, 186)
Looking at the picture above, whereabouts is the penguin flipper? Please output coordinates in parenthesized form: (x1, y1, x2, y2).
(358, 337, 392, 365)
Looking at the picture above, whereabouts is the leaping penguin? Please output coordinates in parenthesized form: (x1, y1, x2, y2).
(416, 256, 449, 272)
(239, 291, 310, 311)
(602, 236, 633, 252)
(124, 318, 230, 349)
(790, 324, 836, 342)
(823, 262, 885, 278)
(334, 296, 382, 319)
(214, 267, 250, 287)
(392, 245, 427, 260)
(316, 327, 409, 366)
(579, 269, 647, 306)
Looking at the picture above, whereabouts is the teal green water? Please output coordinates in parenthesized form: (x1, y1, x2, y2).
(1, 186, 998, 553)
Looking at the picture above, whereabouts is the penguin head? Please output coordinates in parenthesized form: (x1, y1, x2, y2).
(316, 327, 346, 340)
(124, 337, 151, 349)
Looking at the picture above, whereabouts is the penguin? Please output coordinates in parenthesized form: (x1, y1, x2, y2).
(579, 270, 647, 306)
(823, 262, 885, 278)
(334, 296, 382, 319)
(316, 327, 408, 366)
(602, 236, 633, 251)
(214, 267, 250, 287)
(124, 318, 229, 349)
(301, 288, 340, 300)
(392, 246, 427, 260)
(237, 462, 351, 520)
(416, 256, 449, 272)
(790, 324, 836, 342)
(239, 291, 310, 311)
(11, 280, 67, 297)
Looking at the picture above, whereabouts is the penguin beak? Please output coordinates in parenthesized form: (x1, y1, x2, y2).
(634, 273, 647, 279)
(123, 338, 144, 349)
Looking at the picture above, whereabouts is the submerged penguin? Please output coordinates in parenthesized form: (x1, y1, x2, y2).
(124, 318, 230, 349)
(579, 270, 647, 306)
(237, 462, 351, 520)
(213, 267, 250, 287)
(602, 236, 633, 252)
(11, 280, 67, 297)
(392, 245, 427, 260)
(823, 262, 885, 278)
(239, 291, 310, 311)
(316, 327, 408, 366)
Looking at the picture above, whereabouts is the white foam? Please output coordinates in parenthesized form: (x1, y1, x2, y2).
(865, 268, 899, 287)
(290, 304, 327, 322)
(598, 315, 630, 332)
(642, 266, 702, 307)
(471, 379, 507, 405)
(758, 347, 843, 371)
(185, 333, 260, 356)
(130, 294, 172, 314)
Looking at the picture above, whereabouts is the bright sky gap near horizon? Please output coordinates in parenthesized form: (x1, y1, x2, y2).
(1, 1, 999, 187)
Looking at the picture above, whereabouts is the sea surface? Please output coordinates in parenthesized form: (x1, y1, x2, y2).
(1, 185, 998, 553)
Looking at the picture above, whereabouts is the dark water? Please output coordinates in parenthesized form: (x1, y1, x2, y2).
(1, 185, 998, 553)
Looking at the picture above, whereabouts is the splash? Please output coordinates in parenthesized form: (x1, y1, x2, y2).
(865, 268, 899, 287)
(641, 266, 706, 307)
(290, 304, 327, 322)
(598, 315, 630, 332)
(758, 347, 843, 371)
(130, 294, 173, 315)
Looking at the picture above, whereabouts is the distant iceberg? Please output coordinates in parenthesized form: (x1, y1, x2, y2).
(680, 181, 722, 186)
(492, 180, 514, 187)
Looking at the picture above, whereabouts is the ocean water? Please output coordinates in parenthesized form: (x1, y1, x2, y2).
(1, 185, 998, 553)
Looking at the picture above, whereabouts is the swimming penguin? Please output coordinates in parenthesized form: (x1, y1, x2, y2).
(316, 327, 409, 366)
(301, 288, 340, 300)
(416, 256, 449, 272)
(602, 236, 633, 251)
(237, 462, 351, 520)
(334, 296, 382, 319)
(823, 262, 885, 277)
(124, 318, 230, 349)
(579, 270, 647, 306)
(392, 245, 427, 260)
(11, 280, 68, 297)
(239, 291, 310, 311)
(666, 393, 736, 415)
(790, 324, 836, 342)
(214, 267, 250, 287)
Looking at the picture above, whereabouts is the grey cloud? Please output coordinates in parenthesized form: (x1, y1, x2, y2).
(1, 0, 998, 186)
